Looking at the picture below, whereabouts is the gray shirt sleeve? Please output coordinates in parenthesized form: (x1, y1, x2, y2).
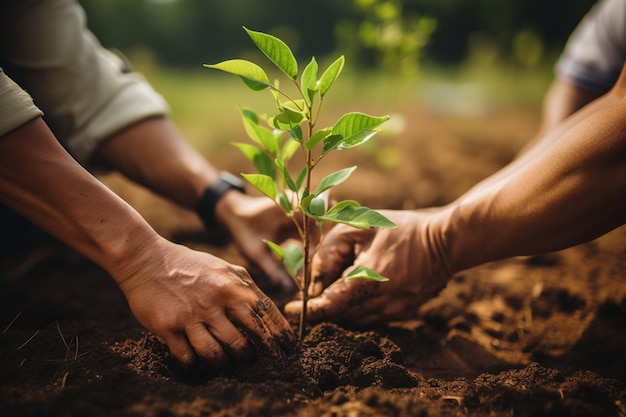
(0, 0, 169, 166)
(556, 0, 626, 93)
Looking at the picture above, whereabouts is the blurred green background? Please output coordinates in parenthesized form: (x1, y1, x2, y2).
(79, 0, 598, 151)
(82, 0, 595, 70)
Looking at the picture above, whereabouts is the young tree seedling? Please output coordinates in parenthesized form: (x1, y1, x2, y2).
(205, 27, 397, 339)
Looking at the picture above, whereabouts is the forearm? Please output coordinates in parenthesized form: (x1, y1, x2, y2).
(92, 116, 219, 210)
(444, 94, 626, 273)
(0, 118, 161, 282)
(460, 78, 605, 199)
(91, 116, 253, 239)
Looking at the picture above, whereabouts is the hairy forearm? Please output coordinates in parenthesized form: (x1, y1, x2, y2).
(444, 94, 626, 273)
(0, 118, 161, 281)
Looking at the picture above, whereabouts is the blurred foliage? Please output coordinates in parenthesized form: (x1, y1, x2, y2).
(80, 0, 598, 71)
(335, 0, 437, 77)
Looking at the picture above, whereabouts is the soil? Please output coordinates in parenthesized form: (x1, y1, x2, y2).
(1, 102, 625, 416)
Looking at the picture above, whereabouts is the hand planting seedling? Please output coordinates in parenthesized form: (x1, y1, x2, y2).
(205, 27, 397, 339)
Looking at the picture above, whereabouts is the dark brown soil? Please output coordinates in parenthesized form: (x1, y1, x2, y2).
(1, 103, 625, 416)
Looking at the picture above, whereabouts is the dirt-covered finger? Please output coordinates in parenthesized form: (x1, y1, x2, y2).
(232, 303, 283, 358)
(311, 237, 355, 289)
(287, 280, 357, 323)
(185, 323, 230, 370)
(313, 278, 383, 323)
(254, 295, 297, 349)
(205, 319, 255, 364)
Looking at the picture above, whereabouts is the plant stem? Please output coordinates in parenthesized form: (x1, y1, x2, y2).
(299, 118, 315, 340)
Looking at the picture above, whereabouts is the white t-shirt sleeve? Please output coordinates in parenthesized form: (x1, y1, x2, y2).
(556, 0, 626, 93)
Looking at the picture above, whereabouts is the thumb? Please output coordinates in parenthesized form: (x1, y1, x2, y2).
(284, 281, 349, 323)
(309, 225, 374, 296)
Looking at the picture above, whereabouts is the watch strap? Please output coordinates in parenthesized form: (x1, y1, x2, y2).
(196, 171, 245, 232)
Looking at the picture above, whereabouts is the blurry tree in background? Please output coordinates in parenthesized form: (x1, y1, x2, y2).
(80, 0, 598, 71)
(335, 0, 437, 77)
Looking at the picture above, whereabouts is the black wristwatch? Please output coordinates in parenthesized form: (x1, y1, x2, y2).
(196, 171, 246, 233)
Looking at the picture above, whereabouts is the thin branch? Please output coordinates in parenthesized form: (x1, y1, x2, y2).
(60, 371, 69, 389)
(3, 312, 22, 334)
(56, 321, 69, 351)
(269, 85, 302, 110)
(17, 330, 40, 350)
(73, 336, 79, 361)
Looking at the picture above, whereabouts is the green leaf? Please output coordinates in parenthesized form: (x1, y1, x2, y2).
(319, 55, 345, 96)
(322, 134, 344, 156)
(274, 106, 305, 126)
(239, 107, 279, 155)
(306, 127, 332, 151)
(331, 112, 389, 150)
(269, 107, 305, 142)
(290, 124, 304, 142)
(300, 192, 315, 213)
(263, 239, 284, 259)
(280, 138, 300, 162)
(326, 199, 361, 214)
(313, 166, 356, 196)
(301, 57, 319, 104)
(277, 192, 293, 213)
(204, 60, 270, 91)
(241, 173, 277, 200)
(244, 27, 298, 80)
(295, 166, 307, 189)
(345, 266, 390, 282)
(282, 243, 304, 276)
(317, 206, 397, 229)
(275, 159, 298, 192)
(232, 142, 275, 180)
(337, 129, 380, 150)
(264, 240, 303, 278)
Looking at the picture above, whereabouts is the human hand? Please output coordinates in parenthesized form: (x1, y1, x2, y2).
(284, 209, 453, 325)
(216, 192, 301, 293)
(117, 238, 295, 369)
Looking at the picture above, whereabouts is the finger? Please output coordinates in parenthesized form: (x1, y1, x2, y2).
(205, 319, 255, 364)
(185, 322, 229, 370)
(230, 302, 282, 358)
(345, 287, 429, 325)
(293, 273, 387, 323)
(310, 237, 352, 290)
(311, 227, 375, 290)
(285, 279, 357, 323)
(233, 268, 297, 349)
(160, 332, 196, 368)
(253, 294, 297, 348)
(342, 296, 394, 326)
